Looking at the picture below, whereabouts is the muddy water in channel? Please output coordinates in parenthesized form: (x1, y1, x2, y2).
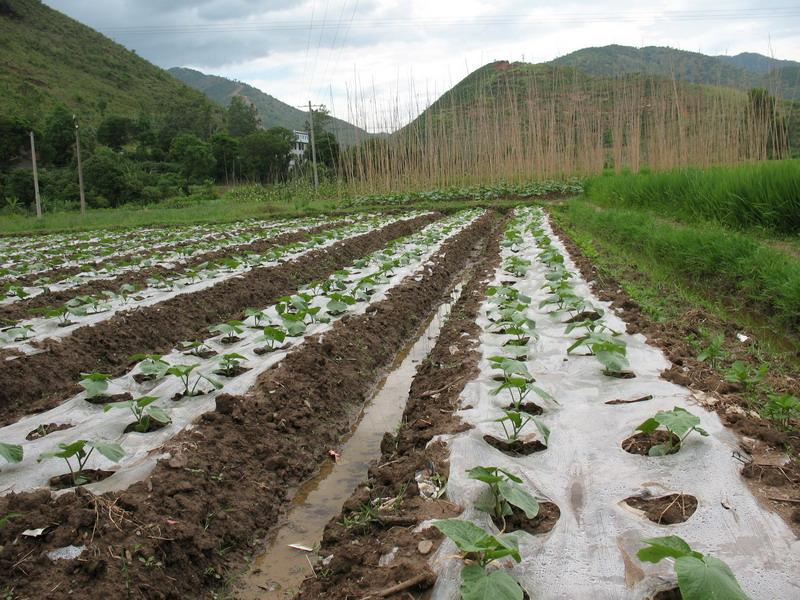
(236, 284, 463, 599)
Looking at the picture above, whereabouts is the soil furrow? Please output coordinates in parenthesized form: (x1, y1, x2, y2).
(295, 211, 507, 599)
(0, 211, 498, 600)
(0, 214, 438, 425)
(0, 222, 344, 321)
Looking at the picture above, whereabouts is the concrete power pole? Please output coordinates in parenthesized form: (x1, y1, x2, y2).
(308, 101, 319, 190)
(73, 115, 86, 215)
(29, 131, 42, 219)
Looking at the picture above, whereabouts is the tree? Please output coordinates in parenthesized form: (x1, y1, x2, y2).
(240, 128, 292, 183)
(42, 104, 76, 166)
(83, 147, 144, 207)
(227, 96, 260, 138)
(97, 115, 135, 150)
(0, 116, 32, 168)
(170, 133, 215, 188)
(304, 105, 340, 168)
(211, 132, 240, 184)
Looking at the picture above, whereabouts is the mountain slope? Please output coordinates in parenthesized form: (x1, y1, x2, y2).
(169, 67, 373, 147)
(0, 0, 221, 127)
(549, 45, 800, 100)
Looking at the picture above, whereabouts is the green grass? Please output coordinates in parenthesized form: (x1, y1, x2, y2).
(585, 161, 800, 235)
(553, 199, 800, 336)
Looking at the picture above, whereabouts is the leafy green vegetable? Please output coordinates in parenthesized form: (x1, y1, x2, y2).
(79, 372, 112, 399)
(104, 396, 170, 433)
(433, 520, 525, 600)
(166, 364, 223, 397)
(762, 393, 800, 428)
(256, 326, 287, 351)
(636, 407, 709, 456)
(38, 439, 124, 486)
(468, 466, 539, 528)
(496, 410, 549, 445)
(638, 536, 751, 600)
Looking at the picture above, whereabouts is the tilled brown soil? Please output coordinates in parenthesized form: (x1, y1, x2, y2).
(0, 221, 343, 323)
(0, 211, 497, 600)
(296, 213, 508, 599)
(0, 214, 438, 426)
(548, 211, 800, 534)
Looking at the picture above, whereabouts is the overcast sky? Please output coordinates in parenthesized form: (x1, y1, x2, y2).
(45, 1, 800, 130)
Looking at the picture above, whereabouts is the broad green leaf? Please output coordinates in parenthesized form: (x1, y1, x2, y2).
(467, 466, 505, 485)
(637, 536, 698, 563)
(654, 407, 702, 438)
(0, 442, 23, 464)
(497, 480, 540, 519)
(433, 519, 492, 554)
(460, 564, 524, 600)
(89, 441, 125, 463)
(637, 418, 661, 434)
(675, 555, 751, 600)
(596, 350, 630, 374)
(147, 407, 171, 424)
(531, 415, 550, 445)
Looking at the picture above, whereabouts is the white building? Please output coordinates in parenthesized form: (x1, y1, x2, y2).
(290, 130, 309, 158)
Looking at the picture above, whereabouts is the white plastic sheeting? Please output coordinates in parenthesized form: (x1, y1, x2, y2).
(0, 210, 483, 497)
(0, 215, 335, 305)
(428, 209, 798, 600)
(1, 213, 412, 354)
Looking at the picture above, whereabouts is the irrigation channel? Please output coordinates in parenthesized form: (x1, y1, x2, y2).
(238, 281, 465, 598)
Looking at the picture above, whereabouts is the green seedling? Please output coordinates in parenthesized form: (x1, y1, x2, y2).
(635, 407, 709, 456)
(131, 354, 170, 380)
(326, 292, 357, 315)
(209, 321, 245, 342)
(503, 256, 531, 278)
(180, 340, 214, 357)
(491, 377, 554, 409)
(216, 353, 246, 377)
(118, 283, 138, 303)
(762, 393, 800, 429)
(724, 361, 768, 394)
(567, 331, 630, 376)
(166, 364, 222, 397)
(280, 313, 307, 336)
(38, 439, 124, 486)
(697, 333, 728, 369)
(488, 356, 533, 383)
(6, 286, 28, 300)
(2, 325, 34, 343)
(637, 536, 751, 600)
(467, 466, 540, 530)
(79, 372, 112, 399)
(104, 396, 171, 433)
(496, 410, 550, 445)
(0, 442, 23, 464)
(0, 512, 21, 529)
(256, 326, 287, 351)
(433, 519, 524, 600)
(244, 308, 267, 328)
(45, 305, 75, 326)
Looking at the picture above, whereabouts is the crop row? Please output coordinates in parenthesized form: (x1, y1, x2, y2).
(0, 213, 414, 352)
(424, 208, 788, 599)
(0, 214, 339, 295)
(0, 214, 330, 282)
(0, 209, 483, 495)
(341, 179, 584, 208)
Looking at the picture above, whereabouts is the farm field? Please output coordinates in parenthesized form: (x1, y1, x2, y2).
(0, 173, 797, 600)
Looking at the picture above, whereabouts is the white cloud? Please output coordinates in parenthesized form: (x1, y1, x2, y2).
(44, 0, 800, 129)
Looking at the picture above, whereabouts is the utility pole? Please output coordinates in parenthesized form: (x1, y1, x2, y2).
(73, 115, 86, 215)
(308, 101, 319, 190)
(29, 131, 42, 219)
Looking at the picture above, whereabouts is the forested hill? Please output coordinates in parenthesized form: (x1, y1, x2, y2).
(168, 67, 373, 147)
(548, 45, 800, 100)
(0, 0, 221, 130)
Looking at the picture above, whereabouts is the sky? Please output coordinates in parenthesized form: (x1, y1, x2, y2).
(45, 1, 800, 131)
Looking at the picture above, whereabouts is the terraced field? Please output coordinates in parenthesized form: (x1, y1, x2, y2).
(0, 207, 797, 600)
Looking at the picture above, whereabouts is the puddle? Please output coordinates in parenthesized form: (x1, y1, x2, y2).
(236, 283, 464, 599)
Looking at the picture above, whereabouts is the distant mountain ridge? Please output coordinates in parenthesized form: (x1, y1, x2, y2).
(168, 67, 373, 147)
(548, 45, 800, 100)
(0, 0, 221, 128)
